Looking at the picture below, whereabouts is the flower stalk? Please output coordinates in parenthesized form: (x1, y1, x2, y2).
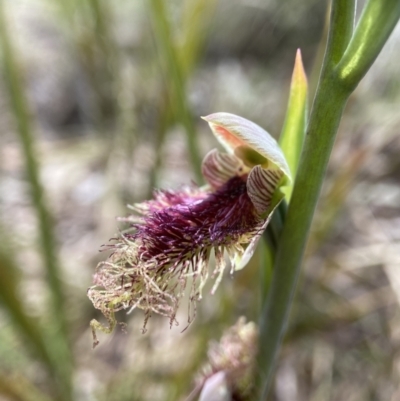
(257, 0, 400, 398)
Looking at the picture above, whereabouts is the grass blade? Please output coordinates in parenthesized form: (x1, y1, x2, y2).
(148, 0, 203, 182)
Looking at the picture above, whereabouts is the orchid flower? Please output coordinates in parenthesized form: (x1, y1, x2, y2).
(88, 112, 291, 346)
(195, 317, 258, 401)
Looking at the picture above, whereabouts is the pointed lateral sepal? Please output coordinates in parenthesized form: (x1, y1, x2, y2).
(202, 149, 245, 189)
(234, 198, 282, 271)
(279, 49, 308, 197)
(202, 113, 292, 184)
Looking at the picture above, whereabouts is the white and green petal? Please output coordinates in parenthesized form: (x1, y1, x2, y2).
(202, 112, 291, 184)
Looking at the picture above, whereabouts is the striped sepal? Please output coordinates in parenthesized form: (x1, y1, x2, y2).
(202, 149, 244, 189)
(247, 166, 283, 214)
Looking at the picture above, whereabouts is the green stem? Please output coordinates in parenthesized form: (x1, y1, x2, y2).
(337, 0, 400, 92)
(325, 0, 356, 68)
(148, 0, 203, 182)
(147, 96, 172, 196)
(257, 0, 400, 398)
(258, 80, 348, 400)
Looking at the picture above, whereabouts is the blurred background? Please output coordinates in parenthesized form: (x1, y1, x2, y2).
(0, 0, 400, 400)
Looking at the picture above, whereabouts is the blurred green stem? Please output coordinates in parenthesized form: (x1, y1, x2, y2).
(147, 0, 214, 192)
(147, 95, 172, 196)
(0, 2, 72, 398)
(148, 0, 203, 182)
(0, 252, 59, 381)
(257, 0, 400, 398)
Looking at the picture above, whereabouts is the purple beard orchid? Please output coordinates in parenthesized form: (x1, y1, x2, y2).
(88, 113, 291, 346)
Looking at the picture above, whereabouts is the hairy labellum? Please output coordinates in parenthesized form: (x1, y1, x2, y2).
(88, 175, 266, 343)
(131, 175, 261, 267)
